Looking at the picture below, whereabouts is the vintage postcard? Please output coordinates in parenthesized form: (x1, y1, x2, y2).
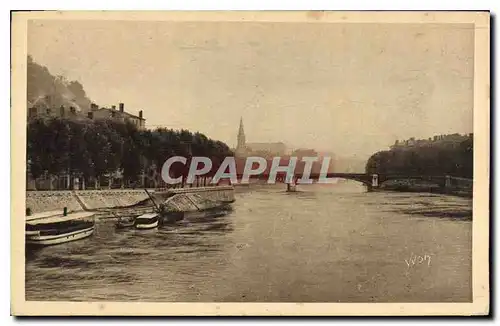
(11, 11, 490, 316)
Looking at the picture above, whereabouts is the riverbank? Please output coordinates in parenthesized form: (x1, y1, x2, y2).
(376, 179, 472, 198)
(25, 186, 235, 215)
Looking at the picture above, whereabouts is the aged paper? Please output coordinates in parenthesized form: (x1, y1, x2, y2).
(11, 11, 489, 316)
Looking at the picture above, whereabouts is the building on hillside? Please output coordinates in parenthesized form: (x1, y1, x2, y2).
(28, 99, 146, 130)
(235, 117, 287, 158)
(27, 93, 85, 120)
(89, 103, 146, 130)
(28, 104, 82, 120)
(28, 98, 91, 122)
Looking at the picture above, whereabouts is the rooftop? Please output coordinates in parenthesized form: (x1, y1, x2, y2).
(97, 107, 145, 121)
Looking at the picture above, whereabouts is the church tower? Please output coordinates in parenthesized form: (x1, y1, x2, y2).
(236, 117, 246, 155)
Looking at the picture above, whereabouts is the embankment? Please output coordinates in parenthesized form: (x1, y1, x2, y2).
(377, 179, 472, 198)
(25, 186, 235, 214)
(166, 186, 235, 203)
(26, 191, 83, 214)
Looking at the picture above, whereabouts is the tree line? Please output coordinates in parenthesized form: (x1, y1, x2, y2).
(27, 117, 234, 188)
(365, 134, 473, 178)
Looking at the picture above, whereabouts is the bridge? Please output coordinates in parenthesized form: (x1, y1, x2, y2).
(232, 173, 451, 191)
(156, 167, 467, 194)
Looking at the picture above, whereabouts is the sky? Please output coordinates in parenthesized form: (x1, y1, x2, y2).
(27, 20, 474, 158)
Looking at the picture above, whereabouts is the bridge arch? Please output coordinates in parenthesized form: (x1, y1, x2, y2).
(277, 174, 377, 187)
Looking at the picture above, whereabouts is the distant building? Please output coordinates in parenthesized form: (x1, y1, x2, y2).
(390, 133, 472, 150)
(88, 103, 146, 130)
(28, 95, 90, 121)
(28, 104, 82, 120)
(235, 117, 286, 157)
(28, 100, 146, 130)
(245, 142, 287, 156)
(291, 148, 318, 159)
(236, 117, 246, 153)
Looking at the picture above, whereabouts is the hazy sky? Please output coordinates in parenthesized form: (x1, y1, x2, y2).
(27, 20, 474, 158)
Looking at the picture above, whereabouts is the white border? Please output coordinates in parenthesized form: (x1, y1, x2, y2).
(4, 1, 496, 325)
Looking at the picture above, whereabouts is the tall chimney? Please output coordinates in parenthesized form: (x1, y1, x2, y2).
(119, 103, 124, 112)
(60, 106, 65, 117)
(139, 110, 143, 119)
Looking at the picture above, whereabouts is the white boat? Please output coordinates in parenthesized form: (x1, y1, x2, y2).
(25, 211, 95, 246)
(134, 212, 159, 229)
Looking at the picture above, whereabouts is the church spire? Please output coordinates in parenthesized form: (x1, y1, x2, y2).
(237, 117, 246, 152)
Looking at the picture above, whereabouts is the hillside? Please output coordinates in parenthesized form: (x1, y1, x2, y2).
(27, 55, 93, 112)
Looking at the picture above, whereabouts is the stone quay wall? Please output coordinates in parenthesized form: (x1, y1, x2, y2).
(26, 191, 83, 214)
(25, 186, 235, 214)
(75, 189, 150, 210)
(165, 186, 235, 203)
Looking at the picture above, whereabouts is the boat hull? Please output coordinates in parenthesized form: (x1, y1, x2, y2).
(26, 226, 94, 246)
(135, 220, 158, 229)
(134, 212, 159, 229)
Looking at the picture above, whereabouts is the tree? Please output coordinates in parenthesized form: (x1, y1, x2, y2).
(26, 115, 235, 189)
(365, 134, 473, 178)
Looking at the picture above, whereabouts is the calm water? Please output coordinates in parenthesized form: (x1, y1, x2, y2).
(25, 182, 472, 302)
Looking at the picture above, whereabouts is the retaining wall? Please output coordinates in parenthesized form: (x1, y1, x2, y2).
(26, 191, 83, 214)
(25, 186, 235, 214)
(75, 189, 149, 210)
(166, 186, 235, 203)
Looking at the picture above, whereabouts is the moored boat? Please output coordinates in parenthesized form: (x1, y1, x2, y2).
(115, 218, 136, 229)
(158, 193, 233, 224)
(141, 188, 233, 226)
(25, 210, 95, 246)
(114, 214, 137, 229)
(134, 212, 159, 229)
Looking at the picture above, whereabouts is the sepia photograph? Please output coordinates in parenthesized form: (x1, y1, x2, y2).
(10, 11, 489, 316)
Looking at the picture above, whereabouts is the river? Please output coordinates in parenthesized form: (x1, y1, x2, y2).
(25, 181, 472, 302)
